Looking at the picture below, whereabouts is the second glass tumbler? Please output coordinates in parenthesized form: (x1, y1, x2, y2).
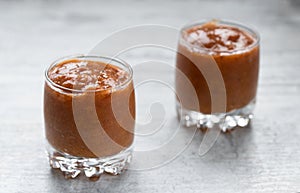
(176, 20, 260, 131)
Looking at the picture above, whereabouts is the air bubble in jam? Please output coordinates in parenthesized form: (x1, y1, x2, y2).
(48, 59, 129, 91)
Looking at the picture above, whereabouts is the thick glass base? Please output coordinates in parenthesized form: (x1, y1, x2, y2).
(177, 99, 255, 132)
(47, 143, 133, 179)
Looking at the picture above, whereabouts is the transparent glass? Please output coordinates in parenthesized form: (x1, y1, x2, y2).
(175, 20, 260, 131)
(44, 55, 135, 179)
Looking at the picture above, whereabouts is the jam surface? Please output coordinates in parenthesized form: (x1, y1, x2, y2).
(48, 59, 129, 91)
(184, 21, 255, 53)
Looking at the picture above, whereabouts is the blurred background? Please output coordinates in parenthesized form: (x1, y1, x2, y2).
(0, 0, 300, 192)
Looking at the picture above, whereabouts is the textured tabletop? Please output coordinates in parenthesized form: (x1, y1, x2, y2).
(0, 0, 300, 192)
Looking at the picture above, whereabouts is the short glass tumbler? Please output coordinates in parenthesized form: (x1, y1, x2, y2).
(44, 55, 135, 179)
(175, 20, 260, 131)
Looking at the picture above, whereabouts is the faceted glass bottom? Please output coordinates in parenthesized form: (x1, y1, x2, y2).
(47, 143, 133, 179)
(177, 99, 255, 132)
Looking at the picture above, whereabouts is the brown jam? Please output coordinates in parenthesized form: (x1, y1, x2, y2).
(44, 58, 135, 158)
(176, 21, 259, 114)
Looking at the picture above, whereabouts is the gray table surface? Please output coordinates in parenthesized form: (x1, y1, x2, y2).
(1, 0, 300, 192)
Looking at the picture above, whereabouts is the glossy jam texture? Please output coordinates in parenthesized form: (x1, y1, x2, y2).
(48, 59, 129, 91)
(184, 21, 255, 52)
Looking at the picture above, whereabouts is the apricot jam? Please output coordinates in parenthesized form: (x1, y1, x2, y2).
(176, 21, 259, 114)
(44, 56, 135, 158)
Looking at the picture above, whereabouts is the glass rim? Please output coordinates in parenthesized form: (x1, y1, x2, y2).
(179, 19, 260, 55)
(45, 54, 133, 93)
